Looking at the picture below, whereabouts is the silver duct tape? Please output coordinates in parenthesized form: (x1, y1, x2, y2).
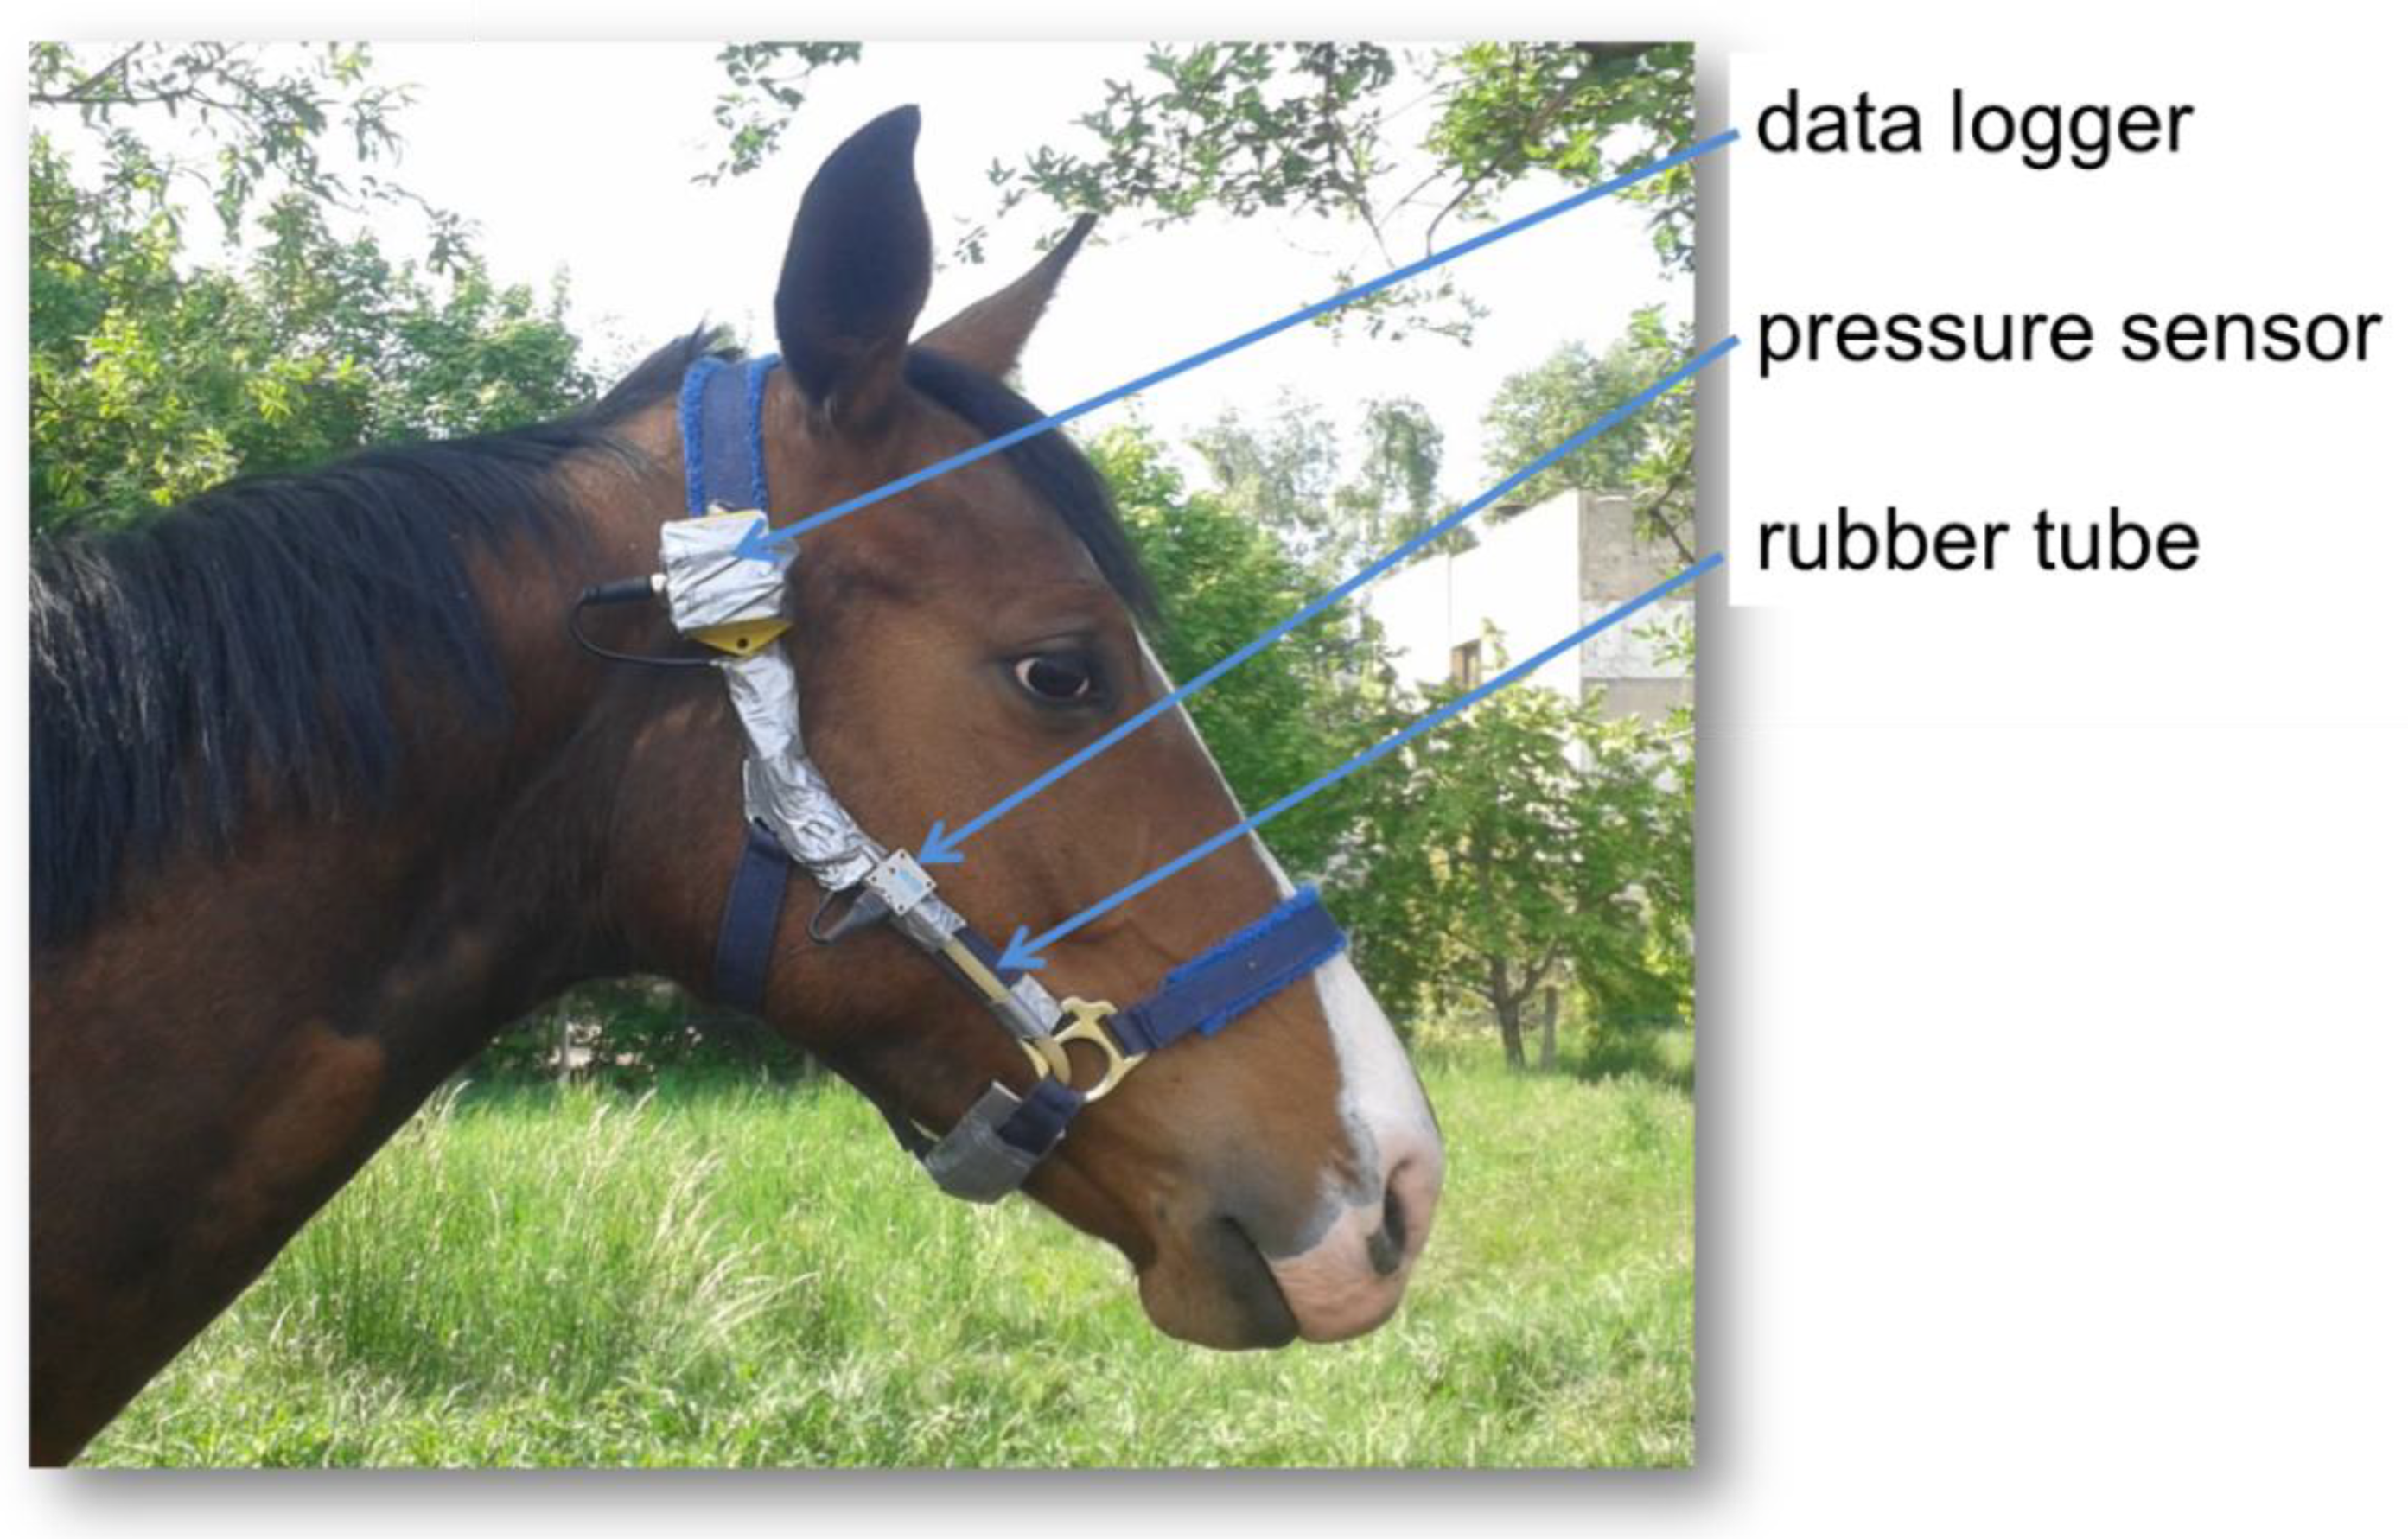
(664, 513, 1064, 1083)
(1004, 976, 1066, 1042)
(657, 517, 872, 885)
(863, 853, 1066, 1039)
(889, 887, 965, 953)
(659, 515, 788, 634)
(720, 649, 882, 892)
(920, 1083, 1045, 1203)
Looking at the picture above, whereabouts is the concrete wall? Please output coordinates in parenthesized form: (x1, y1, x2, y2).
(1578, 490, 1691, 605)
(1366, 490, 1583, 698)
(1445, 490, 1586, 700)
(1364, 487, 1696, 722)
(1579, 490, 1696, 723)
(1366, 538, 1456, 693)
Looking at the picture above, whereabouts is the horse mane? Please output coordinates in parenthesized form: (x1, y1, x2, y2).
(29, 329, 725, 948)
(31, 330, 1152, 950)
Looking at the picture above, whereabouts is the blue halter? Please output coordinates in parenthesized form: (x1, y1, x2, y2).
(675, 354, 1347, 1195)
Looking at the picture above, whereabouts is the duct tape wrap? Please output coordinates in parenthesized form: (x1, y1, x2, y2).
(659, 516, 787, 635)
(658, 512, 880, 893)
(919, 1084, 1048, 1202)
(720, 649, 882, 893)
(1002, 976, 1067, 1044)
(862, 851, 1066, 1041)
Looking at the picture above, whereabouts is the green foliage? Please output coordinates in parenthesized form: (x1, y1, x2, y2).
(1424, 43, 1699, 271)
(27, 42, 441, 249)
(1188, 392, 1453, 578)
(1481, 304, 1691, 520)
(1336, 651, 1693, 1070)
(1621, 330, 1704, 565)
(1089, 424, 1380, 877)
(704, 41, 1697, 334)
(29, 44, 595, 533)
(987, 42, 1693, 336)
(1568, 710, 1696, 1046)
(694, 42, 863, 186)
(998, 43, 1400, 228)
(1347, 396, 1446, 523)
(1185, 391, 1338, 560)
(85, 1061, 1692, 1467)
(476, 979, 814, 1088)
(1330, 395, 1449, 564)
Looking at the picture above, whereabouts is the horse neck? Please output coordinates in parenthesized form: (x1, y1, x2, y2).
(354, 453, 691, 1045)
(28, 422, 704, 1465)
(49, 440, 683, 1078)
(320, 395, 740, 1061)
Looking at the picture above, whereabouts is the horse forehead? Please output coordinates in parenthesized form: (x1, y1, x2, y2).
(811, 430, 1080, 578)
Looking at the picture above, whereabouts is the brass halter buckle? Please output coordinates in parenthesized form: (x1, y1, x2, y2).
(1018, 997, 1145, 1103)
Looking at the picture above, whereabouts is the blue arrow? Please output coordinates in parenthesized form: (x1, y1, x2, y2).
(921, 334, 1738, 868)
(732, 127, 1742, 564)
(997, 551, 1724, 971)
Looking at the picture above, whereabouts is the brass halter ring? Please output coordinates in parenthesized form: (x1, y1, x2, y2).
(1018, 997, 1146, 1103)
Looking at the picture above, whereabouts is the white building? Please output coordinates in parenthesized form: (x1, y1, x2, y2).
(1366, 488, 1695, 723)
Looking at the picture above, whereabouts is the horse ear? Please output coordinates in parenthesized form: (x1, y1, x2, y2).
(915, 215, 1097, 378)
(774, 105, 933, 426)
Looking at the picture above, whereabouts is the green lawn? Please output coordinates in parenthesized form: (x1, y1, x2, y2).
(84, 1057, 1692, 1467)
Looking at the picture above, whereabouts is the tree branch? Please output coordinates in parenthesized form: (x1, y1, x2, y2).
(1417, 52, 1585, 258)
(33, 45, 143, 106)
(1633, 475, 1697, 563)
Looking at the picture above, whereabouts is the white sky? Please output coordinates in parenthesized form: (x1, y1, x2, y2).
(142, 41, 1690, 505)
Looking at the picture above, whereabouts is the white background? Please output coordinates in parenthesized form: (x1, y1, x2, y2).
(10, 2, 2408, 1535)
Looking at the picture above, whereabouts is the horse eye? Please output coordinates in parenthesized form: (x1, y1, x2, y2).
(1013, 652, 1098, 703)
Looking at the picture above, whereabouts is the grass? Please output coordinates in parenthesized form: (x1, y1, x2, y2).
(82, 1057, 1692, 1468)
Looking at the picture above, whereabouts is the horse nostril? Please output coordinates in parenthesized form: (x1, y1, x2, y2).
(1366, 1178, 1409, 1276)
(1260, 1148, 1437, 1343)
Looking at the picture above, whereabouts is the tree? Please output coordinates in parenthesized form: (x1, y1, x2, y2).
(1088, 424, 1383, 877)
(1335, 639, 1693, 1069)
(28, 42, 468, 261)
(1185, 391, 1339, 564)
(1188, 392, 1452, 579)
(1570, 709, 1695, 1042)
(29, 43, 593, 532)
(1330, 396, 1448, 561)
(1479, 304, 1696, 545)
(693, 42, 863, 186)
(704, 42, 1697, 337)
(1620, 334, 1703, 567)
(1423, 44, 1698, 270)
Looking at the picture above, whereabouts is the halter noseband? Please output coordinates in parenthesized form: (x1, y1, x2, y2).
(590, 355, 1346, 1203)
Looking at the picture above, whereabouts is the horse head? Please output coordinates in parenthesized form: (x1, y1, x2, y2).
(592, 107, 1443, 1347)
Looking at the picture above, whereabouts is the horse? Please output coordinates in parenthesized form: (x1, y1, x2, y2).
(28, 105, 1443, 1466)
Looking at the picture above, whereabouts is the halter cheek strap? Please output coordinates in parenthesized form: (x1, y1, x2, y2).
(667, 353, 1348, 1202)
(712, 822, 792, 1014)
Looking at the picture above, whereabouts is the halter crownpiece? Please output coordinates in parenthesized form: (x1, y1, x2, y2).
(596, 353, 1347, 1202)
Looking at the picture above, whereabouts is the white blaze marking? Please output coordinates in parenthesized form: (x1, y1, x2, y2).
(1134, 638, 1440, 1199)
(1311, 957, 1441, 1196)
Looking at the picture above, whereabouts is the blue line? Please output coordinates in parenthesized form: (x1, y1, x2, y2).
(943, 336, 1736, 856)
(757, 128, 1739, 550)
(1017, 552, 1725, 959)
